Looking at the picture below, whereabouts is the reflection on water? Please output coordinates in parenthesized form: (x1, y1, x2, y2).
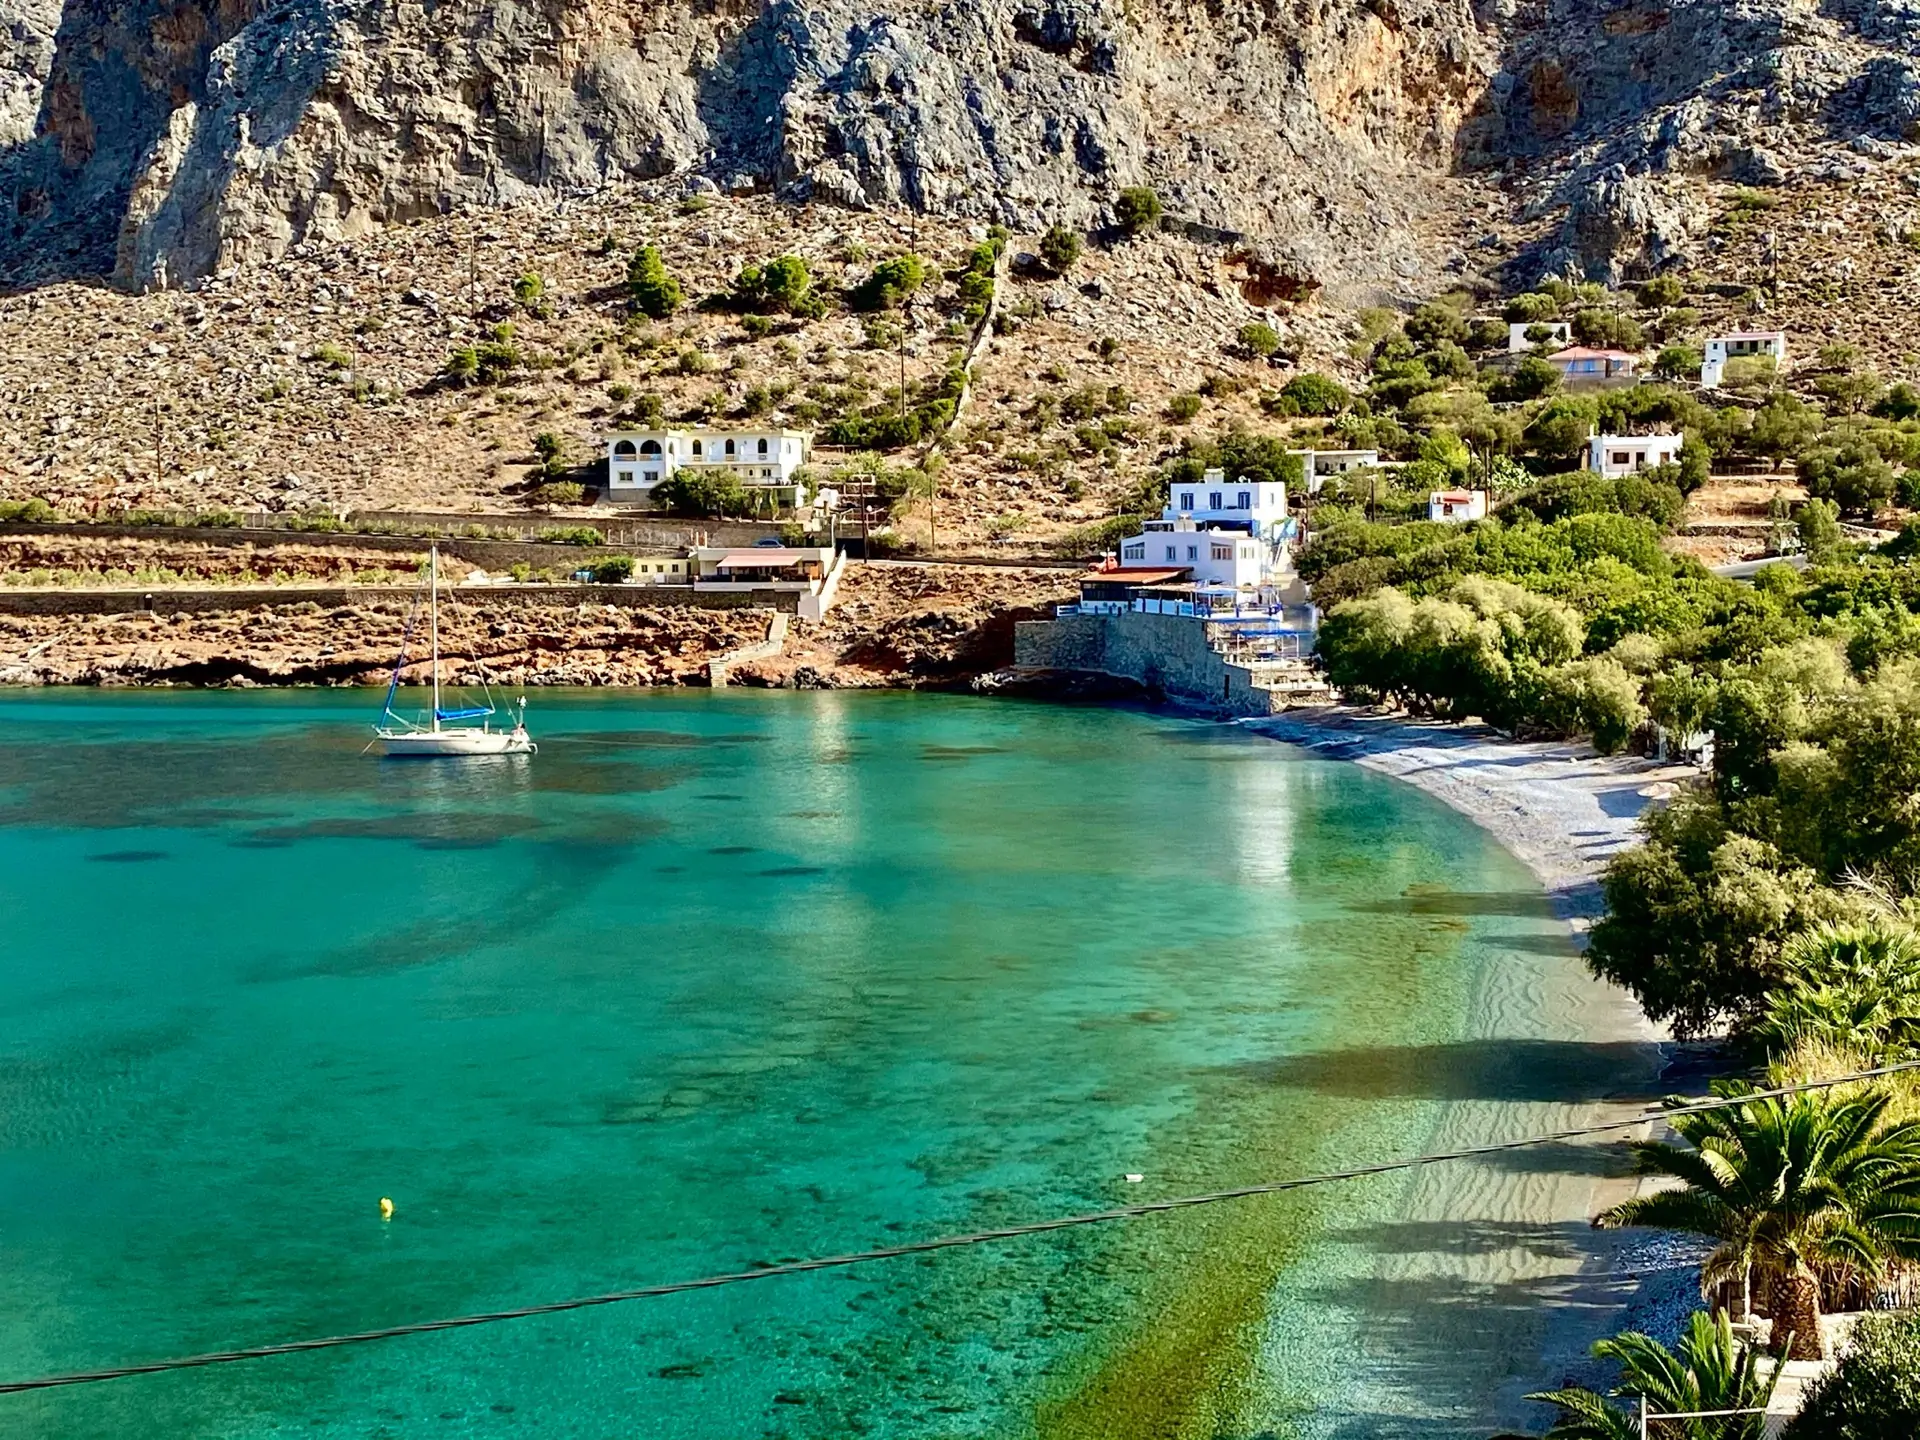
(0, 689, 1611, 1440)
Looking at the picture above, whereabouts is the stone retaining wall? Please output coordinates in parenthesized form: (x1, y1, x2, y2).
(0, 584, 797, 617)
(1013, 612, 1290, 717)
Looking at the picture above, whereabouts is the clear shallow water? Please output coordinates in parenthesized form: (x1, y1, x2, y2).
(0, 690, 1574, 1439)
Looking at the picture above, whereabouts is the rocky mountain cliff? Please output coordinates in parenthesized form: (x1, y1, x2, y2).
(1, 0, 1919, 295)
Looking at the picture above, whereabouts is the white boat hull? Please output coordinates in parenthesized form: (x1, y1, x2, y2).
(376, 728, 535, 758)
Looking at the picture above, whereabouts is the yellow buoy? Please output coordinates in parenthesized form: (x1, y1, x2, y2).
(379, 1197, 395, 1220)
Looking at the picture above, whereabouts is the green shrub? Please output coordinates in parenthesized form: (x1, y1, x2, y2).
(1802, 441, 1896, 515)
(1785, 1310, 1920, 1439)
(1166, 392, 1202, 423)
(850, 254, 927, 312)
(534, 525, 605, 546)
(627, 245, 684, 319)
(589, 556, 635, 584)
(1405, 302, 1470, 348)
(0, 497, 56, 523)
(1654, 344, 1703, 380)
(1039, 223, 1082, 273)
(512, 272, 546, 312)
(1637, 273, 1686, 308)
(1570, 308, 1647, 351)
(733, 254, 813, 314)
(1114, 186, 1163, 235)
(654, 470, 749, 517)
(309, 342, 352, 370)
(1278, 372, 1350, 416)
(607, 382, 633, 403)
(531, 481, 586, 506)
(1489, 354, 1560, 403)
(740, 313, 774, 340)
(1502, 291, 1559, 323)
(1238, 321, 1280, 358)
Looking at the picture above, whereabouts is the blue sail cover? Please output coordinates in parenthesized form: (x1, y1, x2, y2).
(436, 705, 494, 721)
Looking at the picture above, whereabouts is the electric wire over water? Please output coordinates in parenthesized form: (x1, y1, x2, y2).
(6, 1061, 1917, 1396)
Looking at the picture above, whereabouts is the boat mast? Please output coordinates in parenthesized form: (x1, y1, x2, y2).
(429, 546, 441, 734)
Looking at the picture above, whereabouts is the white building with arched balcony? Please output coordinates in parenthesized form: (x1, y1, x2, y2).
(605, 429, 812, 509)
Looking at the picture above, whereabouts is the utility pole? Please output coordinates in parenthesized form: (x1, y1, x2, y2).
(153, 397, 163, 491)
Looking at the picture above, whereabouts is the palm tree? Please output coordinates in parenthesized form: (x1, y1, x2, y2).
(1752, 921, 1920, 1062)
(1528, 1309, 1780, 1438)
(1596, 1088, 1920, 1357)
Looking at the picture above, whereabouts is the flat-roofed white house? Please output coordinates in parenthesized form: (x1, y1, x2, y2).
(1508, 321, 1573, 353)
(1119, 519, 1270, 588)
(1588, 432, 1683, 477)
(1701, 331, 1787, 389)
(1163, 466, 1288, 537)
(1291, 448, 1381, 492)
(605, 428, 811, 508)
(1428, 489, 1488, 523)
(690, 544, 846, 620)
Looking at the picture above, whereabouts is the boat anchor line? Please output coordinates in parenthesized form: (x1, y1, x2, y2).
(4, 1061, 1915, 1397)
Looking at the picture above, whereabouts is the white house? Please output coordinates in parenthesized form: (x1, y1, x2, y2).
(1588, 433, 1683, 477)
(605, 428, 811, 508)
(1508, 321, 1573, 354)
(690, 544, 846, 621)
(1291, 448, 1381, 493)
(1428, 490, 1488, 523)
(1119, 518, 1270, 588)
(1701, 331, 1787, 389)
(1163, 467, 1288, 537)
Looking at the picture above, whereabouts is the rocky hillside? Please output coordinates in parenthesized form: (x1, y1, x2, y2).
(5, 0, 1920, 297)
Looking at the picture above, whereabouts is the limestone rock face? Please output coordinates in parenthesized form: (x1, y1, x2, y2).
(0, 0, 1494, 292)
(7, 0, 1920, 293)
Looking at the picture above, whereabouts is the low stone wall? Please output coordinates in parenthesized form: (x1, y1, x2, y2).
(0, 584, 797, 617)
(1013, 612, 1290, 717)
(0, 521, 674, 571)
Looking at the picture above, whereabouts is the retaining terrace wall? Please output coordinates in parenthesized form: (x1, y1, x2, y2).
(0, 584, 798, 617)
(1013, 612, 1284, 716)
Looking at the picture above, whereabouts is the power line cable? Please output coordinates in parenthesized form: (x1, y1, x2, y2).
(5, 1059, 1917, 1397)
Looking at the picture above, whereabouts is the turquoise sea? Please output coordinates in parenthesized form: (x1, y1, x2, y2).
(0, 690, 1609, 1438)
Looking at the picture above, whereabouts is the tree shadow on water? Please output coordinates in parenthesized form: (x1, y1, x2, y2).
(1277, 1240, 1646, 1440)
(1224, 1039, 1662, 1103)
(1347, 891, 1559, 918)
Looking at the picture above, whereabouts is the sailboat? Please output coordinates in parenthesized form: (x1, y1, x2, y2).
(373, 546, 535, 757)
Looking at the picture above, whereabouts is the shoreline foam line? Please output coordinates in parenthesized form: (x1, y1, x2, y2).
(6, 1064, 1913, 1398)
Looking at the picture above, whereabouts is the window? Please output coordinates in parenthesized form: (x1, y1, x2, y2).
(1186, 545, 1198, 560)
(613, 440, 637, 460)
(1123, 544, 1145, 560)
(725, 438, 736, 456)
(757, 438, 769, 455)
(1242, 547, 1255, 559)
(692, 439, 703, 456)
(1211, 543, 1232, 561)
(1165, 545, 1177, 561)
(1179, 492, 1193, 510)
(1611, 451, 1629, 465)
(616, 469, 634, 485)
(1237, 490, 1250, 509)
(1208, 492, 1222, 509)
(639, 439, 661, 456)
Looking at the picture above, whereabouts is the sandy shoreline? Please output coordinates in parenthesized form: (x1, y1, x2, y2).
(1247, 706, 1699, 1433)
